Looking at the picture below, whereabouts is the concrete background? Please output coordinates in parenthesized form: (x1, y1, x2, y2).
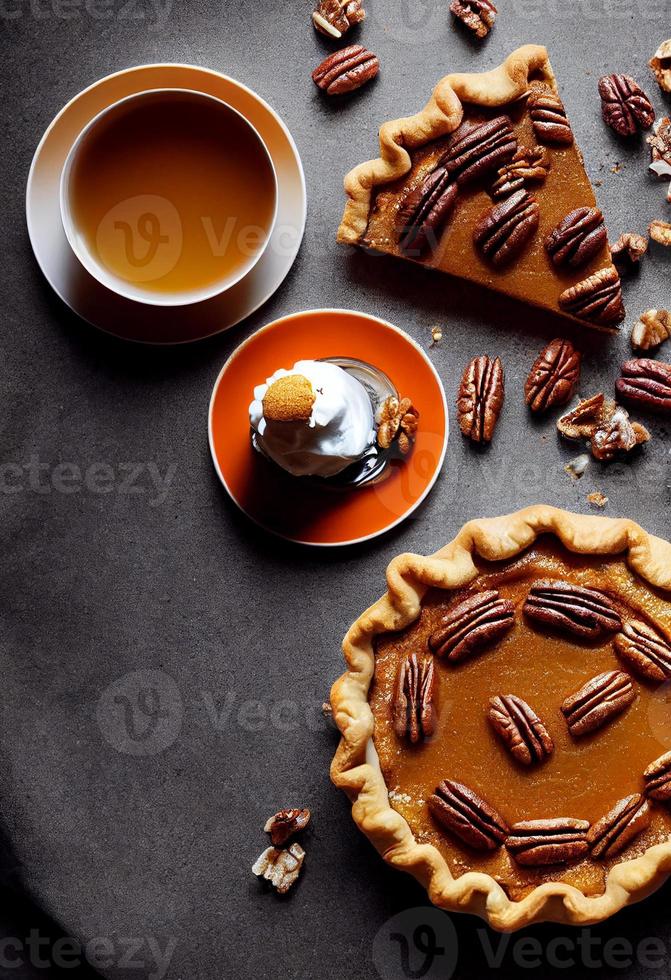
(2, 0, 671, 977)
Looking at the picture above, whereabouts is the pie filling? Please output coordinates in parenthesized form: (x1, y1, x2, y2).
(370, 540, 671, 900)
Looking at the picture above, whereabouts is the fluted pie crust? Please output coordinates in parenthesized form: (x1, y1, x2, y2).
(330, 506, 671, 929)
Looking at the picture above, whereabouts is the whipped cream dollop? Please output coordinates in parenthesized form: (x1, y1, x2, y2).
(249, 360, 375, 478)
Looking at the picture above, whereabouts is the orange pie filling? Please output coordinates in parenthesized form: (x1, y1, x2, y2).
(370, 541, 671, 901)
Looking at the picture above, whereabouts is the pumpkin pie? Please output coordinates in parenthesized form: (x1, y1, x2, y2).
(330, 506, 671, 928)
(337, 46, 625, 331)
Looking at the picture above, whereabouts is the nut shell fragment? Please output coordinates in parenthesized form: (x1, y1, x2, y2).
(631, 309, 671, 351)
(649, 39, 671, 94)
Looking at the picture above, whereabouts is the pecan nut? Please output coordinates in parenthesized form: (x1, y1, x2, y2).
(649, 219, 671, 246)
(397, 168, 458, 255)
(312, 44, 379, 96)
(647, 117, 671, 174)
(457, 355, 505, 444)
(393, 653, 436, 743)
(644, 751, 671, 801)
(429, 590, 514, 662)
(449, 0, 496, 38)
(614, 620, 671, 682)
(561, 670, 636, 739)
(558, 266, 625, 328)
(490, 145, 550, 199)
(523, 580, 621, 640)
(376, 396, 419, 454)
(545, 208, 607, 269)
(599, 74, 655, 136)
(312, 0, 365, 39)
(264, 808, 311, 846)
(252, 843, 305, 894)
(611, 232, 649, 271)
(616, 358, 671, 413)
(587, 794, 651, 859)
(506, 818, 590, 866)
(525, 338, 581, 413)
(557, 392, 608, 439)
(439, 116, 517, 186)
(650, 39, 671, 94)
(528, 87, 574, 145)
(428, 780, 509, 851)
(473, 189, 539, 267)
(488, 695, 554, 766)
(631, 309, 671, 351)
(556, 394, 650, 461)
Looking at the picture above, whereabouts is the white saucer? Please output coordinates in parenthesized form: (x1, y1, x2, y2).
(26, 64, 307, 344)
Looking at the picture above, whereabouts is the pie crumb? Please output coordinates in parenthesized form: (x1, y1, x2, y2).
(587, 491, 609, 509)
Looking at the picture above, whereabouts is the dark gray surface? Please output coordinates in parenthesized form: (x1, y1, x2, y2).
(3, 1, 671, 977)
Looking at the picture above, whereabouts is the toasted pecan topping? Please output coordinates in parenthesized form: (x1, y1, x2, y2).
(429, 590, 514, 662)
(561, 670, 636, 739)
(428, 780, 509, 851)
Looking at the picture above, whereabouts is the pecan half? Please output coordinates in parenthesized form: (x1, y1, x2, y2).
(649, 39, 671, 95)
(252, 843, 305, 894)
(428, 780, 509, 851)
(490, 145, 550, 199)
(528, 88, 574, 145)
(523, 580, 621, 641)
(312, 0, 365, 38)
(488, 695, 554, 766)
(644, 751, 671, 801)
(558, 267, 625, 328)
(587, 795, 651, 859)
(616, 358, 671, 413)
(429, 590, 514, 662)
(393, 653, 436, 743)
(397, 168, 458, 255)
(457, 355, 504, 444)
(449, 0, 496, 38)
(545, 208, 607, 269)
(264, 808, 311, 846)
(506, 818, 590, 866)
(631, 309, 671, 351)
(562, 670, 636, 738)
(312, 44, 379, 96)
(614, 621, 671, 682)
(611, 232, 648, 271)
(525, 339, 581, 413)
(473, 189, 539, 267)
(440, 116, 517, 186)
(598, 74, 655, 136)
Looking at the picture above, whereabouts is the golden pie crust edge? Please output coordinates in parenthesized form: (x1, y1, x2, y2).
(330, 505, 671, 930)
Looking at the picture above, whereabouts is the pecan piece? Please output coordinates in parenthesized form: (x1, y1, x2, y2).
(397, 168, 458, 255)
(614, 621, 671, 682)
(473, 189, 539, 267)
(376, 396, 419, 454)
(649, 219, 671, 246)
(428, 780, 509, 851)
(644, 751, 671, 801)
(587, 795, 651, 859)
(558, 266, 625, 328)
(440, 116, 517, 186)
(523, 580, 621, 641)
(392, 653, 436, 744)
(429, 590, 514, 662)
(557, 392, 607, 439)
(545, 208, 607, 269)
(490, 145, 550, 199)
(556, 394, 650, 461)
(312, 0, 365, 39)
(562, 670, 636, 738)
(312, 44, 379, 96)
(252, 843, 305, 894)
(611, 232, 648, 271)
(631, 309, 671, 351)
(506, 818, 590, 866)
(525, 339, 581, 413)
(616, 358, 671, 413)
(649, 39, 671, 95)
(457, 355, 504, 444)
(264, 808, 311, 846)
(488, 695, 554, 766)
(528, 88, 574, 146)
(599, 74, 655, 136)
(449, 0, 496, 38)
(647, 117, 671, 176)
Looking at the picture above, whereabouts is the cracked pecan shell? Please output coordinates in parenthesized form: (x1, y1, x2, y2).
(312, 44, 379, 96)
(523, 580, 621, 640)
(562, 670, 636, 739)
(644, 751, 671, 801)
(439, 116, 517, 186)
(614, 620, 671, 682)
(488, 695, 554, 766)
(616, 359, 671, 413)
(428, 780, 509, 851)
(429, 590, 514, 662)
(587, 795, 651, 859)
(525, 338, 581, 413)
(599, 73, 655, 136)
(457, 355, 504, 444)
(528, 88, 574, 145)
(392, 653, 436, 744)
(473, 189, 539, 267)
(397, 167, 458, 255)
(545, 207, 607, 269)
(506, 818, 590, 866)
(558, 267, 625, 327)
